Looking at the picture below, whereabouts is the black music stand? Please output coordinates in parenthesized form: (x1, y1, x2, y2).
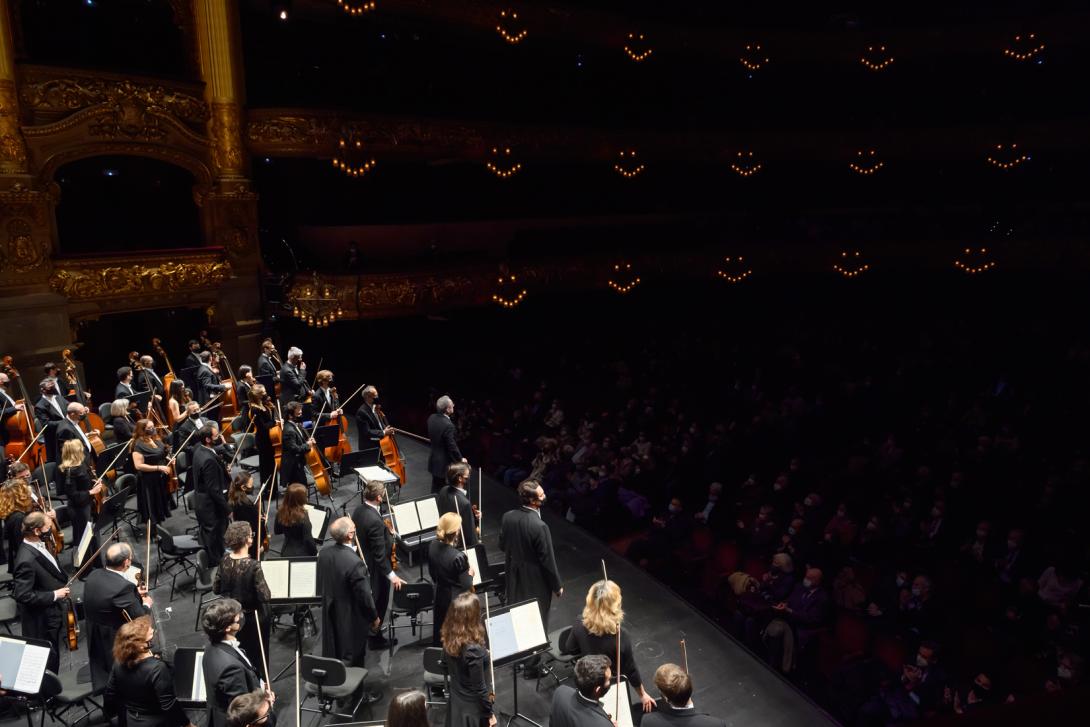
(389, 494, 441, 577)
(95, 442, 131, 475)
(486, 599, 551, 727)
(264, 556, 322, 683)
(173, 646, 207, 710)
(96, 484, 135, 539)
(127, 388, 152, 412)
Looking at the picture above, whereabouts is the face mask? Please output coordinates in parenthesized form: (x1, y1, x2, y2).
(911, 586, 922, 597)
(145, 639, 155, 652)
(916, 655, 929, 668)
(1057, 666, 1072, 680)
(788, 527, 797, 535)
(802, 578, 813, 588)
(896, 576, 906, 587)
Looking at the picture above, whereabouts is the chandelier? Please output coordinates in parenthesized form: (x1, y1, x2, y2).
(288, 272, 346, 327)
(332, 133, 377, 177)
(336, 1, 376, 16)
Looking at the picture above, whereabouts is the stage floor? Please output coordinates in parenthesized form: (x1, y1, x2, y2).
(0, 435, 836, 727)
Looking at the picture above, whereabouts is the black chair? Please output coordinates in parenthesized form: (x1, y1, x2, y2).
(0, 594, 18, 633)
(387, 580, 434, 652)
(112, 473, 143, 535)
(422, 646, 449, 708)
(193, 549, 221, 630)
(300, 654, 370, 722)
(155, 524, 202, 600)
(7, 664, 62, 727)
(43, 669, 102, 727)
(536, 625, 580, 691)
(473, 544, 506, 605)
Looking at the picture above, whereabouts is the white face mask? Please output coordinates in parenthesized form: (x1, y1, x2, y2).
(1057, 666, 1072, 680)
(802, 578, 813, 588)
(916, 655, 929, 668)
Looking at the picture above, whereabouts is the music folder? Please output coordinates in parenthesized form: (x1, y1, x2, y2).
(601, 676, 634, 727)
(484, 599, 549, 666)
(0, 636, 50, 694)
(262, 556, 320, 604)
(173, 647, 206, 706)
(302, 504, 331, 542)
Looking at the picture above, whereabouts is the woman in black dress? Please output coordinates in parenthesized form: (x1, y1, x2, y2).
(111, 399, 135, 443)
(58, 438, 103, 547)
(274, 482, 316, 556)
(104, 615, 194, 727)
(228, 472, 261, 560)
(428, 512, 474, 646)
(247, 385, 277, 499)
(213, 521, 272, 684)
(440, 591, 495, 727)
(131, 418, 173, 524)
(564, 579, 656, 712)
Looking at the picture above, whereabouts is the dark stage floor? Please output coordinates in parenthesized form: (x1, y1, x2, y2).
(1, 433, 835, 727)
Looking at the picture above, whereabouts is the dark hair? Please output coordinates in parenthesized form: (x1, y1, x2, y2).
(277, 483, 308, 526)
(364, 479, 385, 502)
(226, 689, 268, 727)
(117, 366, 132, 381)
(225, 521, 252, 552)
(202, 598, 241, 642)
(228, 472, 253, 508)
(285, 401, 302, 419)
(42, 361, 58, 374)
(238, 365, 252, 378)
(22, 510, 47, 535)
(168, 379, 189, 403)
(446, 462, 471, 485)
(518, 479, 542, 506)
(574, 654, 612, 698)
(199, 351, 211, 363)
(441, 592, 486, 658)
(654, 663, 693, 707)
(188, 339, 200, 348)
(198, 424, 218, 443)
(386, 690, 428, 727)
(113, 615, 153, 668)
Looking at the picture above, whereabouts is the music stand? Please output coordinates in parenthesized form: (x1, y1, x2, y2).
(127, 388, 152, 412)
(173, 646, 207, 709)
(95, 442, 131, 476)
(96, 484, 135, 535)
(0, 634, 53, 695)
(388, 495, 440, 577)
(255, 373, 276, 393)
(263, 557, 322, 682)
(485, 599, 550, 727)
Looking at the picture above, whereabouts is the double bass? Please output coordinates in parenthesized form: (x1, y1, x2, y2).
(61, 350, 106, 457)
(375, 404, 406, 485)
(322, 386, 352, 465)
(151, 338, 176, 397)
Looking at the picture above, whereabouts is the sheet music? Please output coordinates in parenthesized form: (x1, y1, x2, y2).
(416, 497, 440, 531)
(485, 610, 519, 662)
(509, 601, 547, 652)
(121, 565, 141, 587)
(262, 560, 290, 599)
(192, 652, 206, 701)
(355, 466, 398, 483)
(600, 677, 633, 727)
(75, 523, 94, 568)
(0, 638, 48, 693)
(289, 560, 317, 598)
(465, 547, 483, 586)
(303, 504, 326, 541)
(391, 501, 420, 535)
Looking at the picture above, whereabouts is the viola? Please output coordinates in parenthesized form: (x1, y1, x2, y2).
(65, 598, 80, 651)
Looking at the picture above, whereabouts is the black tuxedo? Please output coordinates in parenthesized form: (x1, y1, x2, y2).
(438, 485, 479, 548)
(136, 368, 165, 397)
(318, 542, 378, 666)
(172, 414, 209, 458)
(83, 567, 150, 689)
(427, 412, 462, 491)
(0, 389, 21, 447)
(256, 354, 279, 381)
(499, 506, 562, 632)
(549, 685, 614, 727)
(35, 393, 67, 432)
(202, 641, 264, 727)
(12, 541, 67, 672)
(115, 381, 137, 401)
(351, 502, 394, 622)
(195, 364, 226, 406)
(355, 403, 385, 450)
(643, 703, 728, 727)
(311, 386, 337, 425)
(279, 362, 308, 405)
(192, 445, 230, 559)
(427, 540, 473, 646)
(280, 420, 310, 489)
(184, 351, 202, 372)
(55, 417, 91, 461)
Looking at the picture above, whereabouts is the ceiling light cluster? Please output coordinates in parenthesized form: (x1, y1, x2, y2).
(496, 10, 528, 44)
(834, 251, 870, 278)
(716, 256, 753, 283)
(332, 136, 377, 177)
(492, 274, 528, 308)
(739, 43, 769, 71)
(486, 147, 522, 178)
(954, 248, 997, 274)
(336, 1, 376, 16)
(986, 143, 1030, 170)
(849, 149, 884, 175)
(614, 150, 645, 178)
(860, 45, 894, 71)
(624, 33, 653, 62)
(730, 151, 762, 177)
(1003, 33, 1045, 61)
(608, 262, 641, 293)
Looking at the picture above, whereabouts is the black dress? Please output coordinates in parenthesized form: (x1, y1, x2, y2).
(427, 540, 474, 646)
(135, 438, 173, 524)
(275, 515, 317, 557)
(231, 498, 260, 560)
(104, 656, 189, 727)
(564, 620, 645, 691)
(61, 461, 96, 547)
(248, 406, 277, 497)
(213, 555, 272, 684)
(445, 643, 494, 727)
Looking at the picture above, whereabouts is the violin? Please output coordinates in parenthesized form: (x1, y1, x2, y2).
(65, 598, 79, 651)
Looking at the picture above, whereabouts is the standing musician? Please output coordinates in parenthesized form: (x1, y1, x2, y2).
(642, 664, 727, 727)
(110, 399, 135, 442)
(58, 438, 103, 549)
(279, 402, 311, 495)
(213, 521, 272, 685)
(255, 339, 280, 384)
(196, 351, 227, 419)
(278, 347, 309, 405)
(246, 386, 277, 498)
(311, 370, 342, 425)
(499, 479, 562, 675)
(104, 616, 196, 727)
(11, 511, 69, 673)
(316, 516, 381, 703)
(227, 473, 259, 560)
(200, 599, 275, 727)
(132, 418, 174, 524)
(56, 400, 95, 457)
(34, 377, 68, 433)
(0, 464, 58, 573)
(226, 690, 277, 727)
(136, 354, 166, 399)
(83, 542, 152, 690)
(355, 385, 393, 456)
(427, 512, 474, 646)
(233, 365, 255, 427)
(275, 483, 317, 557)
(351, 480, 406, 649)
(438, 462, 479, 548)
(166, 380, 191, 427)
(116, 366, 138, 400)
(192, 424, 230, 561)
(172, 400, 207, 457)
(440, 591, 496, 727)
(428, 395, 466, 493)
(43, 361, 68, 396)
(184, 340, 202, 372)
(549, 655, 615, 727)
(0, 371, 27, 449)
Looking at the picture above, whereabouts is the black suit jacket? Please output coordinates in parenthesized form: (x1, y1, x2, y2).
(115, 382, 137, 401)
(642, 703, 728, 727)
(355, 404, 385, 449)
(280, 420, 309, 487)
(549, 685, 614, 727)
(318, 542, 377, 664)
(438, 485, 479, 548)
(136, 368, 165, 397)
(256, 354, 279, 381)
(12, 542, 66, 642)
(195, 365, 226, 405)
(427, 413, 462, 479)
(35, 394, 67, 431)
(184, 352, 202, 371)
(499, 507, 561, 630)
(55, 417, 91, 456)
(0, 390, 21, 446)
(192, 445, 229, 520)
(83, 568, 150, 689)
(279, 363, 307, 405)
(351, 502, 392, 578)
(202, 641, 263, 727)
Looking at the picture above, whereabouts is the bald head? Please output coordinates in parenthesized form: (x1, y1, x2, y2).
(105, 542, 133, 569)
(329, 516, 354, 544)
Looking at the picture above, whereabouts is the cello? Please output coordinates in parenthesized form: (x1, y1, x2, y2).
(61, 351, 105, 457)
(304, 399, 333, 498)
(322, 386, 351, 464)
(375, 404, 406, 485)
(151, 338, 176, 398)
(212, 341, 238, 425)
(0, 357, 44, 465)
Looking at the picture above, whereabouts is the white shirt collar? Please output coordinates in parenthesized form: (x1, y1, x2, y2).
(24, 539, 59, 570)
(521, 505, 542, 519)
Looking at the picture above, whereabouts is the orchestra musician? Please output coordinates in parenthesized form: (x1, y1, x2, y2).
(200, 599, 275, 727)
(227, 473, 259, 560)
(316, 516, 381, 703)
(196, 351, 227, 422)
(0, 463, 57, 574)
(0, 371, 26, 449)
(131, 418, 174, 524)
(116, 366, 137, 400)
(246, 385, 277, 498)
(172, 400, 206, 452)
(12, 511, 69, 673)
(184, 340, 202, 372)
(642, 664, 728, 727)
(278, 347, 309, 405)
(213, 522, 272, 685)
(438, 462, 479, 548)
(104, 616, 195, 727)
(58, 438, 103, 549)
(34, 377, 68, 433)
(165, 380, 191, 427)
(279, 402, 311, 495)
(440, 591, 496, 727)
(355, 385, 393, 456)
(226, 689, 276, 727)
(255, 339, 280, 384)
(192, 424, 230, 561)
(549, 655, 615, 727)
(56, 400, 95, 460)
(233, 365, 255, 427)
(111, 399, 135, 442)
(311, 370, 342, 425)
(136, 354, 166, 399)
(427, 512, 474, 647)
(428, 395, 466, 493)
(83, 542, 152, 690)
(351, 480, 406, 649)
(274, 483, 318, 557)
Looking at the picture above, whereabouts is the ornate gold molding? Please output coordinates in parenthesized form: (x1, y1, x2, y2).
(49, 251, 230, 301)
(209, 101, 244, 177)
(0, 78, 26, 173)
(0, 187, 52, 285)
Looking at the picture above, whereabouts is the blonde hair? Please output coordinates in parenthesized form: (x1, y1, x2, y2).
(59, 438, 86, 470)
(582, 579, 623, 636)
(436, 512, 463, 545)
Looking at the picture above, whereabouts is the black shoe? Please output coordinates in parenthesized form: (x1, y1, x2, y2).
(369, 635, 397, 648)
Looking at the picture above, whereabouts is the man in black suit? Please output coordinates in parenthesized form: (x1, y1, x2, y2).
(255, 339, 280, 384)
(83, 542, 152, 689)
(279, 347, 309, 405)
(184, 340, 202, 372)
(115, 366, 138, 400)
(549, 655, 614, 727)
(196, 351, 226, 425)
(317, 517, 382, 703)
(643, 663, 727, 727)
(355, 386, 391, 458)
(201, 599, 274, 727)
(226, 689, 277, 727)
(438, 462, 479, 548)
(136, 355, 166, 398)
(499, 480, 563, 641)
(279, 402, 311, 492)
(351, 480, 405, 649)
(12, 511, 70, 673)
(34, 377, 67, 433)
(0, 371, 27, 449)
(56, 401, 94, 459)
(192, 424, 230, 560)
(427, 394, 465, 493)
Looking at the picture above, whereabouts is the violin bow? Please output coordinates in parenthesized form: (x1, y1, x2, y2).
(253, 610, 271, 685)
(257, 463, 277, 561)
(336, 382, 368, 411)
(483, 590, 497, 701)
(309, 358, 323, 390)
(65, 527, 123, 586)
(601, 559, 620, 718)
(94, 438, 135, 488)
(478, 467, 483, 531)
(455, 497, 469, 553)
(165, 425, 201, 466)
(295, 650, 301, 727)
(224, 419, 255, 472)
(681, 639, 689, 674)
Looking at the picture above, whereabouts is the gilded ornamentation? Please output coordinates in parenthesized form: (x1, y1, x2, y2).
(49, 257, 231, 300)
(0, 80, 27, 172)
(210, 102, 244, 176)
(358, 278, 417, 309)
(19, 75, 209, 128)
(246, 116, 333, 146)
(5, 219, 46, 273)
(87, 96, 168, 140)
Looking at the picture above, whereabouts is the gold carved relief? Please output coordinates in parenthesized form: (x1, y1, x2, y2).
(0, 80, 28, 173)
(4, 219, 46, 273)
(49, 257, 231, 301)
(20, 75, 209, 129)
(209, 102, 244, 176)
(246, 116, 333, 146)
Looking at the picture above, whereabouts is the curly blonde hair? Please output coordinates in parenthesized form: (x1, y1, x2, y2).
(582, 579, 623, 636)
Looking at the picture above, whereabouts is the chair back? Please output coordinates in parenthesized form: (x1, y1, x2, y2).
(98, 403, 113, 423)
(393, 580, 435, 615)
(39, 670, 64, 700)
(422, 646, 448, 675)
(301, 654, 347, 688)
(556, 626, 578, 655)
(156, 524, 177, 554)
(195, 549, 214, 587)
(115, 473, 137, 493)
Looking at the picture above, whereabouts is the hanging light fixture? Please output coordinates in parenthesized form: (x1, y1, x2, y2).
(288, 272, 346, 328)
(332, 133, 377, 177)
(336, 0, 376, 15)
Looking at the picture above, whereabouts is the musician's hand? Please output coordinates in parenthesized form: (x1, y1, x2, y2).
(461, 458, 468, 464)
(384, 426, 394, 436)
(138, 584, 149, 598)
(489, 716, 497, 727)
(391, 574, 406, 590)
(371, 617, 381, 631)
(45, 508, 57, 520)
(556, 588, 564, 598)
(154, 394, 163, 402)
(330, 409, 341, 418)
(159, 465, 170, 474)
(307, 438, 316, 447)
(142, 595, 154, 607)
(640, 689, 656, 713)
(90, 483, 105, 495)
(54, 587, 71, 600)
(14, 402, 24, 411)
(265, 690, 276, 705)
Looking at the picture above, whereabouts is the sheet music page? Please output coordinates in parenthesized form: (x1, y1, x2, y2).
(356, 466, 397, 482)
(416, 497, 440, 531)
(192, 652, 206, 701)
(509, 602, 547, 653)
(485, 611, 519, 662)
(465, 548, 483, 586)
(289, 560, 317, 598)
(75, 523, 94, 568)
(262, 560, 290, 599)
(303, 504, 326, 540)
(391, 501, 420, 535)
(600, 677, 633, 727)
(0, 639, 23, 690)
(12, 643, 49, 694)
(121, 565, 141, 587)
